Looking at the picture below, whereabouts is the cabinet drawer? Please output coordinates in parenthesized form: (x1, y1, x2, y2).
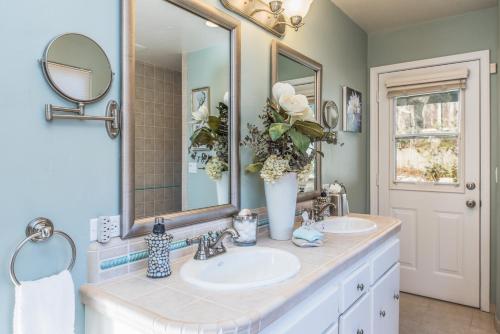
(341, 263, 370, 311)
(339, 294, 371, 334)
(371, 263, 400, 334)
(371, 238, 399, 284)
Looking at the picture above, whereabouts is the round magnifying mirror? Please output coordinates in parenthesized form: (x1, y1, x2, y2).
(42, 33, 112, 103)
(323, 101, 339, 129)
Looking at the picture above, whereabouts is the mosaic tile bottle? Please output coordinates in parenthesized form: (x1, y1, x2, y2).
(145, 217, 173, 278)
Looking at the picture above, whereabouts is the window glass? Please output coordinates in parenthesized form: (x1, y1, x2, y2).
(394, 90, 460, 185)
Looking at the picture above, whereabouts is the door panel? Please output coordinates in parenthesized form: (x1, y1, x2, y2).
(377, 61, 480, 307)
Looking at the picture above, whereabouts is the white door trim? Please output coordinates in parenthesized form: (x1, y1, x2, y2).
(369, 50, 490, 311)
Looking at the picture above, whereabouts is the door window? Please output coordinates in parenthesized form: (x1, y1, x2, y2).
(392, 90, 462, 186)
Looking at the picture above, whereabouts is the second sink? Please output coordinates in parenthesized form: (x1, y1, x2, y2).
(180, 246, 301, 291)
(314, 216, 377, 234)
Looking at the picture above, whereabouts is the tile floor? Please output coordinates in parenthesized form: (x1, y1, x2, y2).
(400, 292, 497, 334)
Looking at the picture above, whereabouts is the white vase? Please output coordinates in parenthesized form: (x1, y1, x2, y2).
(215, 171, 230, 205)
(264, 172, 298, 240)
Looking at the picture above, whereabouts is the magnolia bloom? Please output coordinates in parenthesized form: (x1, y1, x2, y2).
(223, 91, 229, 105)
(192, 105, 209, 123)
(279, 94, 311, 122)
(272, 82, 295, 103)
(260, 155, 289, 183)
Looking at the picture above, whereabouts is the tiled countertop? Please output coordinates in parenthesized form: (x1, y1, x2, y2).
(80, 214, 401, 334)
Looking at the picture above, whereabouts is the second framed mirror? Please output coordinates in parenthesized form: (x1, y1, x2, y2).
(271, 40, 322, 201)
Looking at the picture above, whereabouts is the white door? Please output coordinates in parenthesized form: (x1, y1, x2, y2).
(377, 61, 480, 307)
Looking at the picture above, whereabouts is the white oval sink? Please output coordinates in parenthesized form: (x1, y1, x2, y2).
(180, 246, 301, 290)
(314, 216, 377, 234)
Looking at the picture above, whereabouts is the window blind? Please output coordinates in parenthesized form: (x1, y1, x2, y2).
(385, 68, 469, 98)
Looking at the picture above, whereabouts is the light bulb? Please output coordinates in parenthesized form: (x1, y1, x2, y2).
(282, 0, 313, 19)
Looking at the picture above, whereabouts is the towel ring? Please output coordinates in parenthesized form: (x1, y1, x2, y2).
(9, 217, 76, 286)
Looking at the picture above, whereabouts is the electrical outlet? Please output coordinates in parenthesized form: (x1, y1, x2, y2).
(97, 216, 112, 243)
(90, 215, 120, 242)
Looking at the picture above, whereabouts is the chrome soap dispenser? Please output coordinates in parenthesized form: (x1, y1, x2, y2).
(145, 217, 173, 278)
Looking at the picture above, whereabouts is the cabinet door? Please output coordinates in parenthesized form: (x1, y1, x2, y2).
(371, 263, 400, 334)
(339, 294, 371, 334)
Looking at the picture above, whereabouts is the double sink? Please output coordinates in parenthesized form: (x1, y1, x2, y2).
(180, 216, 377, 291)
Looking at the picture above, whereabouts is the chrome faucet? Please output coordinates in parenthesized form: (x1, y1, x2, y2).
(314, 203, 336, 221)
(186, 228, 240, 260)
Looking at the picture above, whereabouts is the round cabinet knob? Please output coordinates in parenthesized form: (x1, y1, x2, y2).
(466, 182, 476, 190)
(357, 329, 364, 334)
(394, 293, 400, 300)
(380, 310, 386, 317)
(466, 200, 476, 208)
(357, 283, 365, 291)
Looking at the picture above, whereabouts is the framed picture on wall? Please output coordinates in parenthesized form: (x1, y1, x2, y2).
(342, 86, 362, 133)
(191, 86, 211, 117)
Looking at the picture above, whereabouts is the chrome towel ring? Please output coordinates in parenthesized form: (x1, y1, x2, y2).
(9, 217, 76, 286)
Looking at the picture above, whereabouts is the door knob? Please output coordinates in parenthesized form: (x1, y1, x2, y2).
(466, 182, 476, 190)
(357, 283, 365, 291)
(380, 310, 386, 317)
(356, 329, 364, 334)
(466, 200, 476, 208)
(393, 293, 400, 300)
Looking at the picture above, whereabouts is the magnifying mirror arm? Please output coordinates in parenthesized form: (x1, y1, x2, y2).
(45, 101, 121, 139)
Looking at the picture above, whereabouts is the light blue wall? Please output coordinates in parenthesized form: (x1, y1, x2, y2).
(186, 45, 230, 209)
(367, 6, 498, 303)
(0, 1, 120, 333)
(0, 0, 367, 333)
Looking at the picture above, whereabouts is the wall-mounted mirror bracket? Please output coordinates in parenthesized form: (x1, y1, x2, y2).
(45, 100, 120, 139)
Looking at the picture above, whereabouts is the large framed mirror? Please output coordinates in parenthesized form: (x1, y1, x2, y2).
(271, 40, 322, 201)
(121, 0, 240, 238)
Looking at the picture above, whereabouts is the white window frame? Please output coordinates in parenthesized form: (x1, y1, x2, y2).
(369, 50, 490, 311)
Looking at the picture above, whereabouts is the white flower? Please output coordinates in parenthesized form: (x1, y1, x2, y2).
(347, 92, 361, 114)
(301, 106, 316, 122)
(272, 82, 295, 103)
(192, 105, 209, 123)
(328, 183, 342, 194)
(260, 155, 290, 183)
(279, 93, 310, 118)
(205, 157, 227, 180)
(297, 163, 314, 185)
(223, 91, 229, 105)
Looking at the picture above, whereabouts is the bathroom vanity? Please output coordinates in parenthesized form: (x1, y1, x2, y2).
(81, 214, 401, 334)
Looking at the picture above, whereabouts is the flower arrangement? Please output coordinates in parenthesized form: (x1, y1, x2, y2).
(189, 99, 229, 181)
(242, 82, 336, 183)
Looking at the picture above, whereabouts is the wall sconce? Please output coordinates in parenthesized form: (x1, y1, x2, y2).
(220, 0, 314, 37)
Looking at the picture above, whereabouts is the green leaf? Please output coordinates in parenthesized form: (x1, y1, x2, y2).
(190, 127, 215, 146)
(269, 123, 291, 141)
(207, 116, 220, 131)
(272, 111, 285, 123)
(245, 162, 263, 173)
(293, 120, 324, 139)
(289, 128, 311, 154)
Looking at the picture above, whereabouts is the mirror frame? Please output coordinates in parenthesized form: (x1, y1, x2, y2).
(41, 33, 113, 104)
(271, 40, 322, 202)
(121, 0, 241, 238)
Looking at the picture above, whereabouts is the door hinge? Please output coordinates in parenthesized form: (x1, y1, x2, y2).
(376, 173, 379, 187)
(490, 63, 497, 74)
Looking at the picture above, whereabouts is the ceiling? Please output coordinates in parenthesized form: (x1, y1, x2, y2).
(331, 0, 497, 33)
(136, 0, 229, 71)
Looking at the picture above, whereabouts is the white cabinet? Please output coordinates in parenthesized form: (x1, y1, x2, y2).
(339, 294, 371, 334)
(371, 264, 400, 334)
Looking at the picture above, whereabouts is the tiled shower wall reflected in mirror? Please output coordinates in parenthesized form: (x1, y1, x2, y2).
(134, 60, 182, 219)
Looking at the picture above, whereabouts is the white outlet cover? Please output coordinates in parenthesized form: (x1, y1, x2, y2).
(90, 215, 120, 242)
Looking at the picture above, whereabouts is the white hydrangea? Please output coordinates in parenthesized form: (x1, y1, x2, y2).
(260, 155, 290, 183)
(205, 157, 227, 180)
(297, 163, 314, 185)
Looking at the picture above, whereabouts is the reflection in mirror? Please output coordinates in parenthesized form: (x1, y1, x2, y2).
(44, 33, 112, 102)
(272, 41, 322, 197)
(133, 0, 231, 219)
